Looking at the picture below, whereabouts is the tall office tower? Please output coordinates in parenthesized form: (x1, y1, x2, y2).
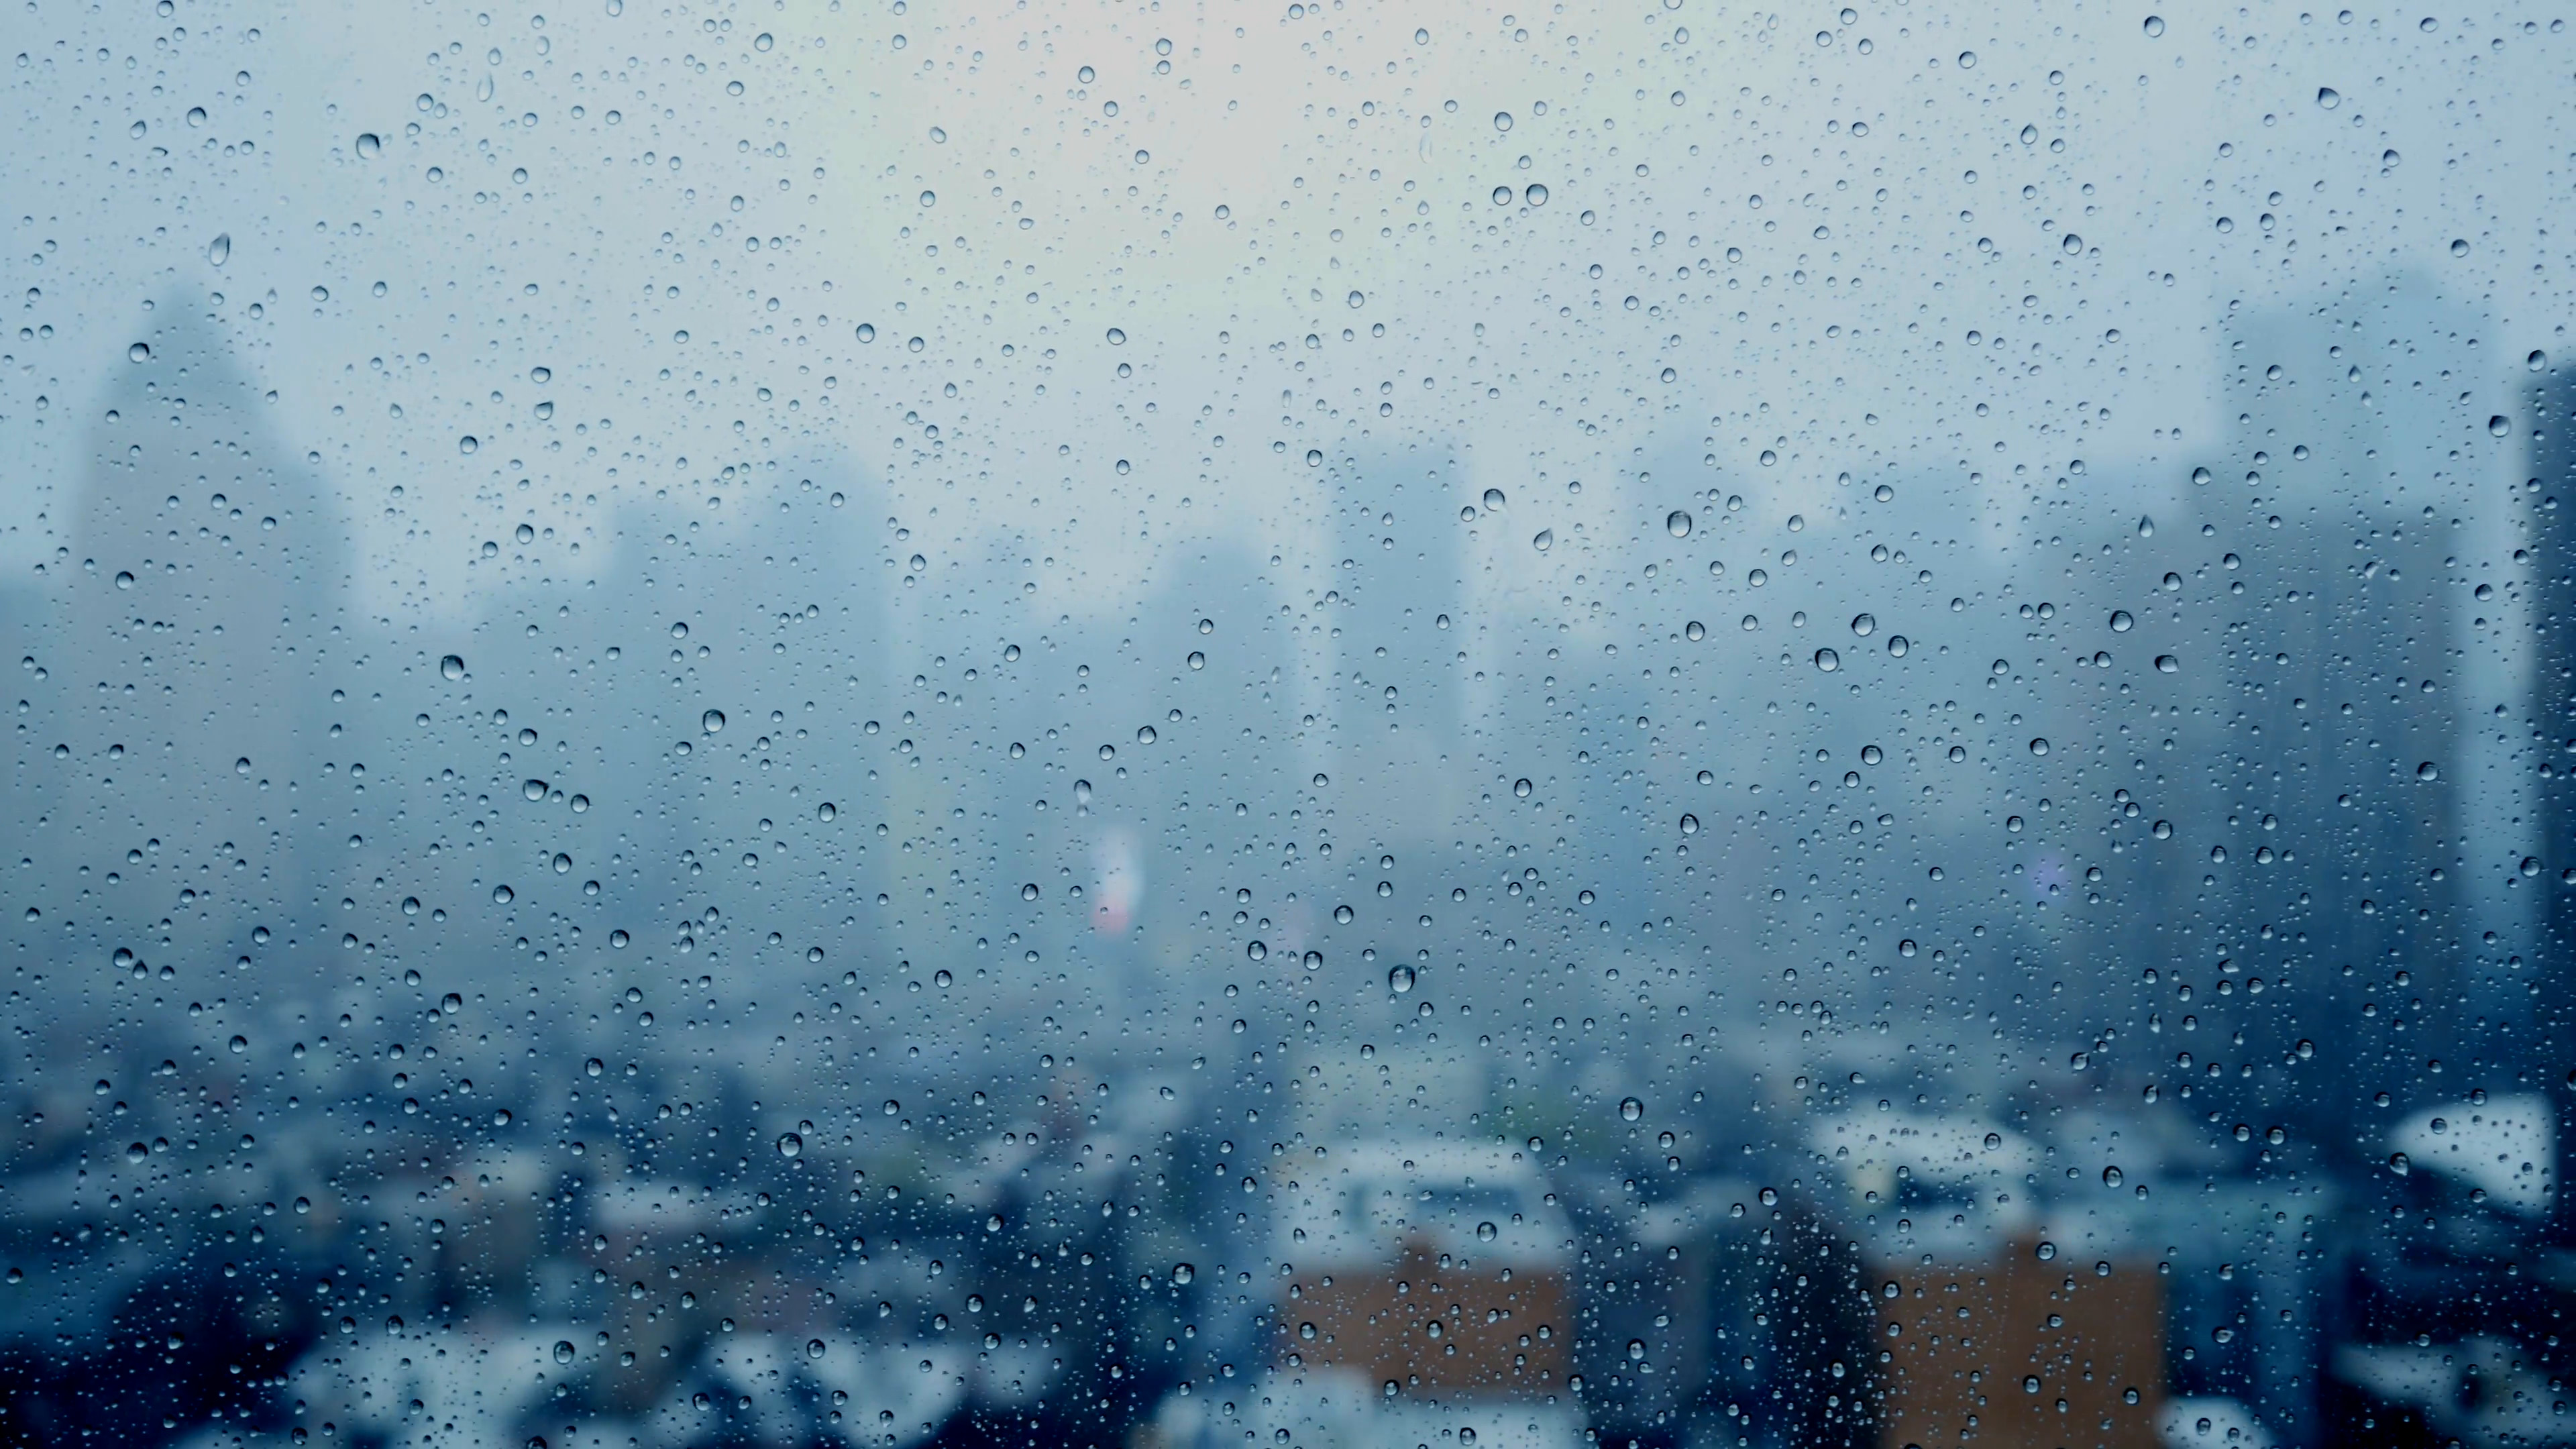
(1326, 449, 1472, 852)
(2207, 284, 2471, 1167)
(2525, 363, 2576, 1243)
(46, 301, 351, 983)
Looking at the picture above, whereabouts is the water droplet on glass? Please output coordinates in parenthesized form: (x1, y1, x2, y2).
(1306, 449, 1324, 468)
(2155, 655, 2180, 674)
(2143, 14, 2165, 36)
(2531, 350, 2551, 372)
(1813, 648, 1839, 672)
(1388, 964, 1416, 994)
(1475, 1220, 1499, 1242)
(1678, 814, 1699, 835)
(1525, 184, 1548, 206)
(2061, 233, 2083, 254)
(492, 883, 515, 905)
(554, 1340, 576, 1364)
(1513, 777, 1533, 798)
(2388, 1152, 2410, 1175)
(1187, 650, 1205, 670)
(1494, 185, 1515, 206)
(1685, 620, 1705, 642)
(1619, 1096, 1644, 1122)
(2102, 1166, 2124, 1187)
(2029, 737, 2049, 756)
(1666, 510, 1693, 538)
(356, 132, 382, 158)
(1532, 529, 1554, 552)
(702, 710, 726, 735)
(2416, 761, 2438, 782)
(207, 233, 229, 266)
(1246, 941, 1267, 962)
(1887, 635, 1909, 657)
(2316, 87, 2341, 109)
(1849, 613, 1875, 637)
(2110, 610, 2135, 633)
(1483, 488, 1506, 511)
(2034, 1240, 2057, 1260)
(2137, 515, 2154, 537)
(775, 1132, 802, 1157)
(1493, 111, 1513, 132)
(1171, 1263, 1195, 1285)
(1106, 327, 1126, 345)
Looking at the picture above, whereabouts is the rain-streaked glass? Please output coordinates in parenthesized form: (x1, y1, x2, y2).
(3, 5, 2570, 1449)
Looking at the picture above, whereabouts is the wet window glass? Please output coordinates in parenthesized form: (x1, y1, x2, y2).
(4, 7, 2569, 1449)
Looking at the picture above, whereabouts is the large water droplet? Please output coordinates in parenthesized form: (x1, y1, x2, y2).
(2388, 1151, 2410, 1176)
(1813, 648, 1839, 672)
(2142, 14, 2165, 36)
(1532, 529, 1554, 553)
(554, 1340, 576, 1365)
(2029, 737, 2050, 756)
(1849, 612, 1875, 637)
(1388, 964, 1416, 994)
(1678, 814, 1699, 835)
(1475, 1220, 1499, 1242)
(1666, 510, 1693, 538)
(1619, 1096, 1644, 1122)
(2102, 1165, 2124, 1188)
(1493, 111, 1513, 132)
(1171, 1262, 1195, 1285)
(1105, 327, 1126, 345)
(439, 653, 466, 680)
(207, 233, 230, 266)
(2034, 1240, 2057, 1260)
(2109, 610, 2135, 633)
(2155, 655, 2180, 674)
(702, 709, 726, 735)
(776, 1132, 802, 1157)
(2316, 87, 2341, 109)
(356, 132, 382, 158)
(1483, 487, 1506, 512)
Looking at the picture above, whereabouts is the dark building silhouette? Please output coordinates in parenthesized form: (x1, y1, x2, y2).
(2526, 362, 2576, 1244)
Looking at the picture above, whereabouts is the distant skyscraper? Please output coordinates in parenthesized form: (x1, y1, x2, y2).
(2523, 363, 2576, 1243)
(1328, 449, 1472, 848)
(51, 299, 350, 961)
(2210, 285, 2469, 1170)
